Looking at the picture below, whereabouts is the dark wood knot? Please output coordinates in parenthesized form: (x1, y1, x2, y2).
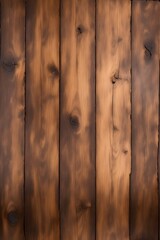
(112, 72, 119, 84)
(7, 211, 18, 225)
(144, 40, 154, 61)
(77, 202, 91, 213)
(2, 60, 18, 72)
(76, 25, 84, 35)
(18, 110, 24, 120)
(123, 149, 128, 154)
(113, 125, 119, 131)
(48, 64, 59, 78)
(69, 115, 79, 130)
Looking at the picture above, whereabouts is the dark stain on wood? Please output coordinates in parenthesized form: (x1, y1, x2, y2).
(7, 211, 19, 226)
(76, 25, 85, 35)
(144, 40, 155, 62)
(69, 114, 80, 130)
(47, 63, 59, 78)
(2, 60, 18, 73)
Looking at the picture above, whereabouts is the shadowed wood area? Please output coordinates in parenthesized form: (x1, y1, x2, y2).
(0, 0, 160, 239)
(130, 1, 160, 239)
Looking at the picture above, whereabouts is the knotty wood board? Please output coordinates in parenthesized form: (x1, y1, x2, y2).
(0, 0, 25, 239)
(60, 0, 95, 239)
(130, 1, 160, 239)
(25, 0, 60, 238)
(96, 0, 131, 239)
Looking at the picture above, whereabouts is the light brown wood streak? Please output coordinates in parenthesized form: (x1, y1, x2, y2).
(96, 0, 131, 239)
(0, 0, 25, 239)
(25, 0, 60, 239)
(131, 1, 160, 239)
(60, 0, 95, 239)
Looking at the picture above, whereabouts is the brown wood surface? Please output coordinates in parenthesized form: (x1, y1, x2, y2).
(25, 0, 60, 239)
(0, 0, 25, 239)
(60, 0, 95, 239)
(0, 0, 160, 239)
(96, 0, 131, 239)
(131, 1, 160, 240)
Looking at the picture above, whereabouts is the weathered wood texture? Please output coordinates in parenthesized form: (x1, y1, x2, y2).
(0, 0, 25, 239)
(25, 0, 60, 239)
(131, 1, 160, 240)
(0, 0, 160, 239)
(96, 0, 131, 239)
(60, 0, 95, 239)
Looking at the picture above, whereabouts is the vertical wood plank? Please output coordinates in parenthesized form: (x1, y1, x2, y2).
(25, 0, 60, 238)
(157, 7, 160, 236)
(0, 0, 25, 239)
(131, 2, 160, 239)
(96, 0, 131, 239)
(60, 0, 95, 239)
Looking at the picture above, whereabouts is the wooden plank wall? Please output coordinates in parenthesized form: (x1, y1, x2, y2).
(0, 0, 159, 239)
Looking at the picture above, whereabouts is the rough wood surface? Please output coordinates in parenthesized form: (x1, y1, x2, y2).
(0, 0, 25, 239)
(131, 1, 160, 239)
(25, 0, 60, 238)
(96, 0, 131, 239)
(60, 0, 95, 239)
(0, 0, 159, 239)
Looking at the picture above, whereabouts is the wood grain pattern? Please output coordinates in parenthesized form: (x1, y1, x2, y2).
(157, 13, 160, 240)
(25, 0, 60, 239)
(0, 0, 25, 239)
(0, 0, 160, 238)
(96, 0, 131, 239)
(130, 1, 160, 239)
(60, 0, 95, 239)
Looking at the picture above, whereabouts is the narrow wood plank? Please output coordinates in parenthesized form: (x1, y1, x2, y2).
(60, 0, 95, 239)
(133, 0, 159, 1)
(131, 1, 160, 239)
(96, 0, 131, 239)
(25, 0, 60, 238)
(0, 0, 25, 239)
(157, 7, 160, 236)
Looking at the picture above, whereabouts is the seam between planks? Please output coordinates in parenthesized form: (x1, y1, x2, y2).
(158, 59, 160, 240)
(95, 0, 97, 238)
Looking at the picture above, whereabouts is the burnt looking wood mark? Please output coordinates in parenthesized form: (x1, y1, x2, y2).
(47, 63, 59, 78)
(69, 114, 80, 130)
(76, 25, 85, 35)
(7, 211, 19, 225)
(2, 60, 18, 72)
(144, 40, 155, 62)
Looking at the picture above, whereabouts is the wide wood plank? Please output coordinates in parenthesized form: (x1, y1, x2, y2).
(96, 0, 131, 239)
(130, 1, 159, 239)
(0, 0, 25, 239)
(60, 0, 95, 239)
(25, 0, 60, 238)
